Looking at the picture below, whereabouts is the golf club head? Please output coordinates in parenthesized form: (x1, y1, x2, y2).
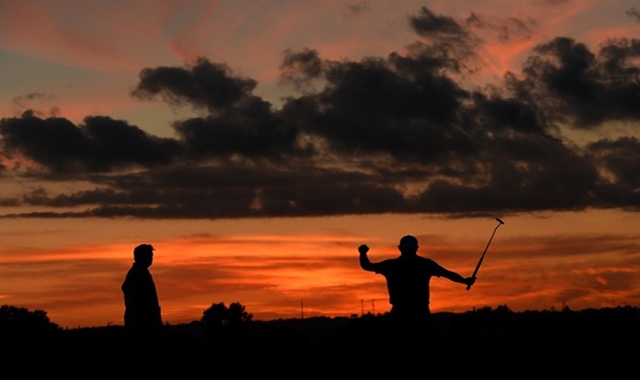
(496, 218, 505, 225)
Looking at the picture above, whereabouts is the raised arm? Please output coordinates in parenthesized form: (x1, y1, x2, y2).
(358, 244, 377, 272)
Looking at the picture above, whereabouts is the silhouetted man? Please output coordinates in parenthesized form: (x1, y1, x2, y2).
(359, 235, 475, 332)
(122, 244, 162, 334)
(359, 235, 475, 377)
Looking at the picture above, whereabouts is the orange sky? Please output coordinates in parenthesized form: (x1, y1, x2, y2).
(1, 1, 640, 328)
(1, 210, 639, 328)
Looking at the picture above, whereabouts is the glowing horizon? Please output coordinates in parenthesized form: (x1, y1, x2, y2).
(1, 210, 638, 328)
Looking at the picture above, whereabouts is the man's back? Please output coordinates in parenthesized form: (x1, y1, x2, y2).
(374, 255, 447, 316)
(358, 235, 476, 378)
(359, 235, 475, 320)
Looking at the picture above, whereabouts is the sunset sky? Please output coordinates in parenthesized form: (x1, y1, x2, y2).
(1, 0, 639, 329)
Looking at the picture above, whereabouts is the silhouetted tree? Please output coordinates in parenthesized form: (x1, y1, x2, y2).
(201, 301, 253, 333)
(201, 302, 227, 332)
(0, 304, 60, 335)
(227, 302, 253, 327)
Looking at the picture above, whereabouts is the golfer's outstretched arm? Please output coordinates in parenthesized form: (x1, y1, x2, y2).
(442, 268, 476, 287)
(358, 244, 376, 272)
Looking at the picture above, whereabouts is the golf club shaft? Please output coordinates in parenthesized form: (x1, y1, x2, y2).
(466, 218, 504, 291)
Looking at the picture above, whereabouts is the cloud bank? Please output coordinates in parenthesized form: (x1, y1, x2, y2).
(1, 6, 639, 219)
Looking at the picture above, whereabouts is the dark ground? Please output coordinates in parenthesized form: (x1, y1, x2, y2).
(2, 306, 638, 379)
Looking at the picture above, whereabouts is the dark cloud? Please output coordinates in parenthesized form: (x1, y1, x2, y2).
(0, 111, 182, 174)
(280, 49, 472, 164)
(131, 57, 258, 113)
(279, 48, 325, 91)
(534, 0, 568, 5)
(506, 37, 640, 128)
(409, 7, 467, 37)
(586, 137, 640, 210)
(173, 97, 303, 160)
(465, 11, 535, 42)
(132, 57, 305, 161)
(347, 1, 369, 15)
(7, 164, 407, 219)
(406, 7, 482, 73)
(1, 6, 640, 220)
(11, 92, 58, 114)
(626, 7, 640, 23)
(415, 133, 601, 214)
(0, 197, 19, 206)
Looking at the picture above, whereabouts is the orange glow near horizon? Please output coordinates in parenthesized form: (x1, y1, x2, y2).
(1, 211, 639, 328)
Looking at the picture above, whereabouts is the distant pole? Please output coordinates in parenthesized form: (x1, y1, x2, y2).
(371, 299, 375, 315)
(361, 299, 364, 316)
(300, 299, 304, 319)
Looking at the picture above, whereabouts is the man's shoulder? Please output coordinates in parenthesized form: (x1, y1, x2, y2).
(403, 254, 434, 262)
(126, 265, 150, 277)
(382, 256, 404, 264)
(371, 257, 398, 270)
(413, 255, 440, 267)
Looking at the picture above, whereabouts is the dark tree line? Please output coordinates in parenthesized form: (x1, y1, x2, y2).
(1, 303, 638, 379)
(0, 304, 59, 335)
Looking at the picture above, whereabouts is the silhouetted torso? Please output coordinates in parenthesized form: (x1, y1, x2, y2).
(359, 235, 475, 343)
(122, 261, 162, 333)
(372, 254, 449, 319)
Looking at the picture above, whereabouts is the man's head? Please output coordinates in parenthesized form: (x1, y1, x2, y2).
(133, 244, 154, 267)
(398, 235, 419, 256)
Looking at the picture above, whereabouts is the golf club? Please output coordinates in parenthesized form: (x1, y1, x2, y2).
(466, 217, 504, 291)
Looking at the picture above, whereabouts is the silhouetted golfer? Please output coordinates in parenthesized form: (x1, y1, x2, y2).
(122, 244, 162, 334)
(359, 235, 476, 378)
(359, 235, 475, 331)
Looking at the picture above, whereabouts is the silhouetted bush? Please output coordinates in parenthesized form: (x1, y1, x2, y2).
(201, 301, 253, 333)
(0, 304, 60, 335)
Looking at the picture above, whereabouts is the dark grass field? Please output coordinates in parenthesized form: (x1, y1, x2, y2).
(2, 306, 638, 379)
